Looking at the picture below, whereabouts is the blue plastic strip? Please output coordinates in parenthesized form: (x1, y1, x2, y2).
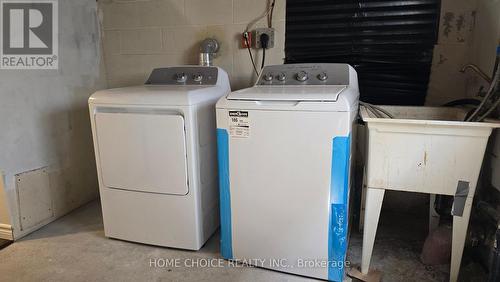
(328, 136, 351, 282)
(217, 129, 233, 259)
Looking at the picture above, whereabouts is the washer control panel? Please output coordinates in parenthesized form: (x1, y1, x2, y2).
(145, 67, 219, 85)
(257, 64, 350, 86)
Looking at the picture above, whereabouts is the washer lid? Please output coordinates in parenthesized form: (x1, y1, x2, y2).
(227, 85, 347, 101)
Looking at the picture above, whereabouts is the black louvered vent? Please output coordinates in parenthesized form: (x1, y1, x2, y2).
(285, 0, 440, 105)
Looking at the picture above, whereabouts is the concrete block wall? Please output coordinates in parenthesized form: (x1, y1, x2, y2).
(426, 0, 500, 106)
(426, 0, 479, 106)
(99, 0, 286, 90)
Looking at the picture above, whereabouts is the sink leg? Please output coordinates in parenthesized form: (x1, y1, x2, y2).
(361, 187, 385, 274)
(359, 181, 367, 232)
(450, 197, 473, 282)
(429, 194, 440, 234)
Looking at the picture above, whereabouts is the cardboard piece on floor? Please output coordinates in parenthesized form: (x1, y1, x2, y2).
(347, 267, 382, 282)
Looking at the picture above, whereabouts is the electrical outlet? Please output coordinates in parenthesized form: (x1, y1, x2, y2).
(253, 28, 275, 49)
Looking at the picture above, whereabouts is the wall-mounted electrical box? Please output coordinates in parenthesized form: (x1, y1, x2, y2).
(253, 28, 275, 49)
(240, 28, 276, 49)
(240, 32, 252, 49)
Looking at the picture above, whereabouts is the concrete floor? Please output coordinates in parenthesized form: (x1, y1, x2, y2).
(0, 201, 451, 282)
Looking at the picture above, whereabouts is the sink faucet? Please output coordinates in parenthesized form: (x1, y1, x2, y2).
(460, 64, 493, 84)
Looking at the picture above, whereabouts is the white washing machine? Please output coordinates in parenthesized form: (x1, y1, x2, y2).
(89, 66, 230, 250)
(216, 64, 359, 281)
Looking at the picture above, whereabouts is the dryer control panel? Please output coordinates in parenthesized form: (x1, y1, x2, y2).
(257, 63, 350, 86)
(146, 67, 219, 85)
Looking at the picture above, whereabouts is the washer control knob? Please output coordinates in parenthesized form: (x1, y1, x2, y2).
(175, 73, 187, 83)
(277, 73, 286, 82)
(193, 73, 203, 82)
(263, 73, 274, 82)
(317, 72, 328, 81)
(296, 71, 309, 82)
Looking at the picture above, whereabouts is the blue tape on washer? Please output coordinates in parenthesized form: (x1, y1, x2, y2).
(328, 136, 351, 282)
(217, 129, 233, 259)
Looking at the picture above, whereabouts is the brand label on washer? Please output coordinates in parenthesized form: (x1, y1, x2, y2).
(229, 111, 250, 138)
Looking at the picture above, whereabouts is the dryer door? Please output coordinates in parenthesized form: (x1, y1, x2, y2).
(95, 112, 188, 195)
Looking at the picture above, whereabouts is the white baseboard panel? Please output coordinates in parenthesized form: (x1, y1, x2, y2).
(0, 223, 13, 240)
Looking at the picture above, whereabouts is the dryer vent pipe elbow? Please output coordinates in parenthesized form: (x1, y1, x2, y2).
(199, 38, 219, 67)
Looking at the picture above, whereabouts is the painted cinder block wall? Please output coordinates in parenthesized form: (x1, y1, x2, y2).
(98, 0, 286, 90)
(0, 0, 106, 240)
(426, 0, 500, 106)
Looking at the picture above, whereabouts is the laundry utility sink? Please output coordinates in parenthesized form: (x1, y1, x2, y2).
(359, 105, 500, 282)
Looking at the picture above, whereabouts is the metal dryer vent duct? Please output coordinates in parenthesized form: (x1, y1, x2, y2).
(199, 38, 219, 66)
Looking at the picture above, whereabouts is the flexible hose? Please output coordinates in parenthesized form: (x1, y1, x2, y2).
(477, 95, 500, 122)
(442, 98, 481, 107)
(372, 105, 395, 119)
(360, 102, 395, 119)
(360, 102, 382, 118)
(366, 104, 383, 118)
(467, 65, 500, 121)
